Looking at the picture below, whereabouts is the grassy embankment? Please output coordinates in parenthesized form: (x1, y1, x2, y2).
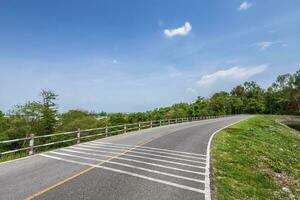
(212, 115, 300, 200)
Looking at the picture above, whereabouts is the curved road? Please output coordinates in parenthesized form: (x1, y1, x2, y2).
(0, 115, 249, 200)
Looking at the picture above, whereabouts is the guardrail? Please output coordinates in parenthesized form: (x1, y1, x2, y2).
(0, 116, 224, 156)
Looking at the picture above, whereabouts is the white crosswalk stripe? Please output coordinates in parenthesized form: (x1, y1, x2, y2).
(93, 141, 206, 157)
(59, 148, 205, 175)
(68, 146, 205, 169)
(47, 151, 204, 183)
(89, 142, 206, 160)
(78, 144, 206, 164)
(41, 153, 205, 194)
(41, 141, 207, 194)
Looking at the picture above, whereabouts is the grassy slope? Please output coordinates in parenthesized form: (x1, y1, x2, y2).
(212, 115, 300, 200)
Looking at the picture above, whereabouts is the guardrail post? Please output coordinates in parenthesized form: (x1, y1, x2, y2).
(77, 128, 81, 144)
(175, 119, 178, 124)
(29, 133, 34, 156)
(159, 120, 162, 126)
(105, 126, 108, 137)
(124, 124, 127, 133)
(150, 121, 153, 128)
(138, 122, 141, 131)
(168, 119, 170, 125)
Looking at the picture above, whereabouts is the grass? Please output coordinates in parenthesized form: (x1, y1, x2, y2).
(212, 115, 300, 200)
(0, 151, 29, 163)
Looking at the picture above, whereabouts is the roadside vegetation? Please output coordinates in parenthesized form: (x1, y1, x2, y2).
(0, 70, 299, 162)
(212, 115, 300, 200)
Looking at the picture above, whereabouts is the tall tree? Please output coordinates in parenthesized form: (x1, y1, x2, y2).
(289, 70, 300, 112)
(40, 90, 58, 135)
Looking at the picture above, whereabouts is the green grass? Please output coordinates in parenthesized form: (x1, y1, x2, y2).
(212, 115, 300, 200)
(0, 151, 29, 163)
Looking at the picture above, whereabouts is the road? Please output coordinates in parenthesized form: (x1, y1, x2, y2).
(0, 115, 249, 200)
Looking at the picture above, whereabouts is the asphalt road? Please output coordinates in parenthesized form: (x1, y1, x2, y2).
(0, 115, 249, 200)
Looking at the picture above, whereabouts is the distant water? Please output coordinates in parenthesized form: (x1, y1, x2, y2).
(287, 123, 300, 131)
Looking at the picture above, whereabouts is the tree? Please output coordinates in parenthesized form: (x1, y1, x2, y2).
(109, 113, 127, 125)
(40, 90, 58, 135)
(190, 97, 212, 116)
(289, 70, 300, 112)
(230, 96, 244, 114)
(210, 92, 232, 115)
(243, 81, 266, 113)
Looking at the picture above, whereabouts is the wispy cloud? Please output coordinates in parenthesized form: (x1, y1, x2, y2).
(238, 2, 253, 11)
(186, 88, 198, 95)
(164, 22, 192, 38)
(255, 41, 283, 50)
(197, 65, 267, 87)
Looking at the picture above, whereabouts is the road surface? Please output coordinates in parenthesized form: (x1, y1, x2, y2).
(0, 115, 249, 200)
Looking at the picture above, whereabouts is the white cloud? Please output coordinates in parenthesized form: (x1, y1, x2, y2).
(256, 41, 274, 50)
(255, 41, 283, 50)
(164, 22, 192, 38)
(186, 88, 198, 95)
(238, 2, 253, 11)
(196, 65, 267, 87)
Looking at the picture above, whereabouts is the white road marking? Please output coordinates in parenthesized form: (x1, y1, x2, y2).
(93, 141, 206, 157)
(68, 146, 205, 169)
(87, 142, 206, 160)
(204, 116, 250, 200)
(59, 148, 205, 175)
(41, 154, 205, 194)
(79, 144, 206, 164)
(47, 151, 205, 183)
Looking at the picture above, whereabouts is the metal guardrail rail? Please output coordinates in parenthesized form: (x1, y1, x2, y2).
(0, 116, 224, 156)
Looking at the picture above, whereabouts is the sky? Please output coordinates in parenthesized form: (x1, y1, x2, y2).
(0, 0, 299, 113)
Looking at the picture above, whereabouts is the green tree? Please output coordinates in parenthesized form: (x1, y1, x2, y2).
(243, 81, 266, 113)
(210, 92, 232, 115)
(289, 70, 300, 113)
(57, 110, 101, 131)
(230, 96, 244, 114)
(191, 97, 212, 116)
(40, 90, 58, 135)
(109, 113, 127, 125)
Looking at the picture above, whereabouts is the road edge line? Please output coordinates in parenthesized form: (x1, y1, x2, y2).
(204, 115, 252, 200)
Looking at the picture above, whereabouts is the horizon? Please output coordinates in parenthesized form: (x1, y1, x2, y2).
(0, 0, 299, 113)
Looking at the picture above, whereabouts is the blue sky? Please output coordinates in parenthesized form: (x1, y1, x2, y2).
(0, 0, 299, 113)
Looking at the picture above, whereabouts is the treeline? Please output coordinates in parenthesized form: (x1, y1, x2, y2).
(0, 70, 299, 142)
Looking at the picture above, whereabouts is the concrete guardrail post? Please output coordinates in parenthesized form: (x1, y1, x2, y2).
(105, 126, 108, 137)
(77, 128, 81, 144)
(29, 133, 34, 156)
